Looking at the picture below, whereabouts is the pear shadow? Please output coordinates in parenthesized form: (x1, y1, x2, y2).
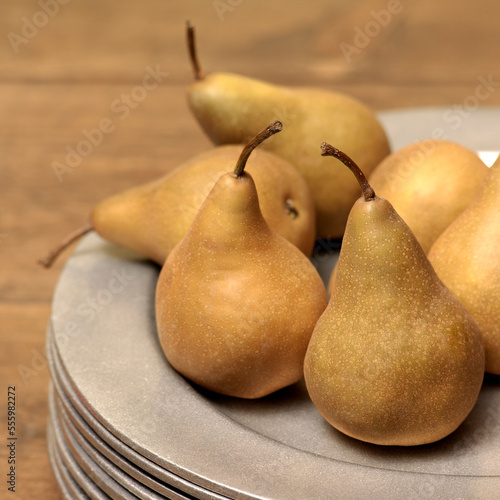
(93, 240, 155, 265)
(482, 372, 500, 387)
(322, 420, 444, 460)
(310, 238, 342, 288)
(310, 371, 500, 472)
(192, 377, 312, 413)
(192, 369, 500, 476)
(70, 232, 158, 269)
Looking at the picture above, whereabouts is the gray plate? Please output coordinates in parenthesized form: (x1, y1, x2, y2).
(48, 107, 500, 500)
(50, 366, 210, 500)
(378, 106, 500, 157)
(46, 327, 229, 500)
(47, 419, 90, 500)
(53, 390, 164, 500)
(56, 399, 190, 500)
(49, 398, 111, 499)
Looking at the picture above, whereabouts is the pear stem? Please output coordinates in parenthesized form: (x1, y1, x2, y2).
(321, 142, 376, 202)
(233, 121, 283, 177)
(38, 222, 93, 268)
(186, 20, 204, 81)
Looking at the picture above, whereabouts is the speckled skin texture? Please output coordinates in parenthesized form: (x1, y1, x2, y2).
(91, 146, 316, 265)
(187, 72, 391, 239)
(304, 196, 485, 446)
(368, 140, 488, 253)
(428, 158, 500, 374)
(155, 171, 328, 399)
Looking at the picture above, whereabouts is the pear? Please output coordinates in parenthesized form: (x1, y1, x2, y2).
(303, 144, 484, 446)
(155, 123, 328, 399)
(368, 139, 488, 253)
(39, 140, 316, 267)
(185, 22, 390, 240)
(428, 156, 500, 374)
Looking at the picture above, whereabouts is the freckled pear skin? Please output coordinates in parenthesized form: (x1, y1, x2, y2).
(367, 139, 488, 253)
(187, 71, 390, 239)
(428, 157, 500, 375)
(184, 23, 390, 240)
(303, 145, 485, 446)
(155, 124, 328, 399)
(39, 144, 317, 269)
(90, 145, 317, 264)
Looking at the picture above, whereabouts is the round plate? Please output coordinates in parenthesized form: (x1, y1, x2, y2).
(378, 105, 500, 158)
(48, 107, 500, 500)
(49, 399, 110, 499)
(56, 401, 188, 500)
(46, 327, 228, 500)
(52, 393, 164, 500)
(47, 420, 89, 500)
(47, 332, 226, 500)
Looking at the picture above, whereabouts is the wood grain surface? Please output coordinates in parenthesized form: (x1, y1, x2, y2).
(1, 1, 500, 498)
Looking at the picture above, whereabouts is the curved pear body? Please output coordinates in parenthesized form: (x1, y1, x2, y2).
(428, 159, 500, 374)
(368, 140, 488, 253)
(188, 73, 390, 238)
(91, 145, 316, 264)
(304, 196, 484, 446)
(156, 172, 328, 399)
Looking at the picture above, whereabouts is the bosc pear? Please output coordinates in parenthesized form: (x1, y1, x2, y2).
(428, 155, 500, 375)
(185, 22, 390, 240)
(39, 142, 316, 268)
(304, 144, 485, 446)
(155, 122, 328, 399)
(368, 139, 488, 253)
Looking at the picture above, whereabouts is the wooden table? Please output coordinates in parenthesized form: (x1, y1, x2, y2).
(1, 1, 499, 497)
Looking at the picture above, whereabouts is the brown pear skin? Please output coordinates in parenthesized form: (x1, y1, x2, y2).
(368, 139, 488, 253)
(155, 124, 328, 399)
(90, 145, 316, 262)
(185, 23, 390, 240)
(39, 144, 316, 268)
(326, 262, 337, 297)
(303, 144, 485, 446)
(428, 156, 500, 375)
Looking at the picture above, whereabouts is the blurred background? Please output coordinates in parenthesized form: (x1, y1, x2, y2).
(1, 0, 500, 497)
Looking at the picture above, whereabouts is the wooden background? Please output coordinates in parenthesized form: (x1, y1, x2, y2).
(1, 0, 500, 497)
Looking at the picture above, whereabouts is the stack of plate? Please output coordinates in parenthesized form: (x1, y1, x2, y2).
(45, 108, 500, 500)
